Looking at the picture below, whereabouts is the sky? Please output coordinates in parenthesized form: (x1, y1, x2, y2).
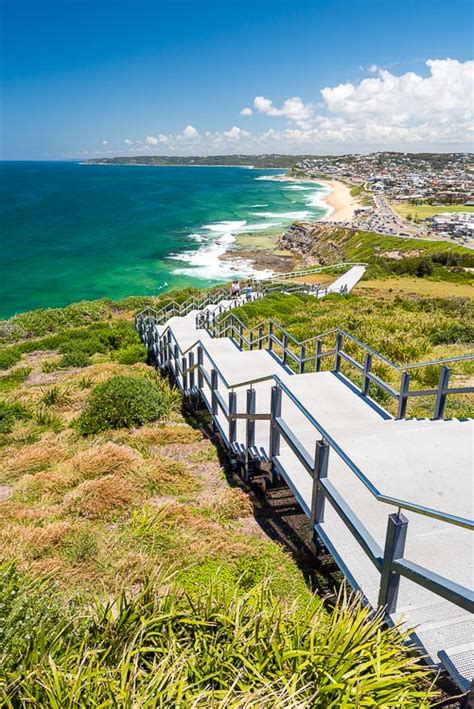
(1, 0, 473, 159)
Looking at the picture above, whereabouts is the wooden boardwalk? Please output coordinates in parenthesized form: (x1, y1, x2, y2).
(137, 266, 474, 691)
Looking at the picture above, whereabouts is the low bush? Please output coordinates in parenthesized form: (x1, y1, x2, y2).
(59, 350, 92, 368)
(115, 343, 148, 365)
(76, 375, 179, 435)
(0, 348, 21, 370)
(0, 400, 29, 434)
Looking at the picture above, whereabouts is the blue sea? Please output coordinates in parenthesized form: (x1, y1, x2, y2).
(0, 162, 329, 318)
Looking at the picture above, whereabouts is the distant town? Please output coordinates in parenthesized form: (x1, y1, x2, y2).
(291, 152, 474, 245)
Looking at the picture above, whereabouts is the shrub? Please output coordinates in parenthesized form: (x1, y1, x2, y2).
(415, 257, 434, 278)
(115, 343, 148, 365)
(77, 375, 178, 435)
(59, 351, 92, 368)
(0, 348, 21, 370)
(0, 400, 29, 434)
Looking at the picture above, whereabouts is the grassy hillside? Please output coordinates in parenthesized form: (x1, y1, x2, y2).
(0, 293, 439, 706)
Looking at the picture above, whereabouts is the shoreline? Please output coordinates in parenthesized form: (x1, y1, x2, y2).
(271, 173, 361, 222)
(219, 174, 361, 275)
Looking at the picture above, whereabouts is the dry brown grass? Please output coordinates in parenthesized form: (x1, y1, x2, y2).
(139, 456, 201, 497)
(196, 487, 253, 522)
(64, 474, 137, 520)
(0, 436, 73, 483)
(123, 423, 202, 447)
(14, 468, 77, 503)
(71, 442, 140, 481)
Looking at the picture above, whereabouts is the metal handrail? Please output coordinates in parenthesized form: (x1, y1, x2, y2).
(138, 311, 473, 530)
(273, 375, 473, 530)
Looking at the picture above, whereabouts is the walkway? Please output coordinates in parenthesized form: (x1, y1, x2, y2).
(137, 265, 473, 691)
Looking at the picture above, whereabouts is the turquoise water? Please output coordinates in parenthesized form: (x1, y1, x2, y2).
(0, 162, 328, 318)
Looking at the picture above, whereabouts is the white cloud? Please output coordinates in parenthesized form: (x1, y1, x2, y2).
(182, 125, 200, 139)
(319, 58, 474, 142)
(124, 138, 133, 145)
(240, 107, 253, 116)
(253, 95, 314, 127)
(245, 59, 474, 147)
(146, 135, 159, 145)
(101, 140, 108, 145)
(223, 126, 250, 139)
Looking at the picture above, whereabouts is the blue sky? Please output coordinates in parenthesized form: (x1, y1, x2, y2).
(1, 0, 473, 159)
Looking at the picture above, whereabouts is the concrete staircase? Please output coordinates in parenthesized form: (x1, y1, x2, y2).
(137, 266, 473, 691)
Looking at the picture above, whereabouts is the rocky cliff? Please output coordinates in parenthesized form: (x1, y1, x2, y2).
(279, 222, 353, 264)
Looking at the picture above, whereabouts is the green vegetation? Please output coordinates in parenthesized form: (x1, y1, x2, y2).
(77, 374, 180, 435)
(394, 202, 474, 220)
(0, 564, 433, 706)
(0, 400, 29, 434)
(350, 182, 372, 206)
(234, 290, 473, 418)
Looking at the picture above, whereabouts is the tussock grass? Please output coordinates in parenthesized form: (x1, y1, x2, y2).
(70, 441, 140, 480)
(64, 473, 138, 520)
(0, 436, 72, 483)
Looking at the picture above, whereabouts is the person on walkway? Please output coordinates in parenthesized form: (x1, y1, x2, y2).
(231, 280, 241, 299)
(245, 284, 253, 302)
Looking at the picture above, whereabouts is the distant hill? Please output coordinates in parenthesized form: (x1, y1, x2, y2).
(84, 154, 307, 168)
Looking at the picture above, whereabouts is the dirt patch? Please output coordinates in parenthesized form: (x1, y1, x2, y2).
(0, 485, 12, 501)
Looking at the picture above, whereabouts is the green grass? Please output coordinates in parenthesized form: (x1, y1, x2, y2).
(394, 202, 474, 220)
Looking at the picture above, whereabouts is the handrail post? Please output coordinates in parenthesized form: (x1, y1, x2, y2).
(258, 325, 263, 350)
(245, 387, 256, 480)
(181, 356, 187, 393)
(362, 353, 372, 396)
(239, 323, 244, 349)
(334, 333, 343, 372)
(188, 351, 195, 391)
(197, 346, 204, 390)
(228, 390, 237, 445)
(299, 344, 306, 374)
(174, 344, 179, 377)
(434, 366, 450, 420)
(269, 385, 282, 463)
(397, 372, 410, 419)
(310, 439, 329, 530)
(378, 511, 408, 614)
(315, 339, 322, 372)
(167, 330, 172, 366)
(250, 330, 255, 351)
(268, 322, 274, 351)
(282, 333, 289, 366)
(211, 369, 218, 416)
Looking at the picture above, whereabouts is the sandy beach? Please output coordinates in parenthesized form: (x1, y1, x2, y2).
(315, 178, 361, 222)
(273, 174, 361, 222)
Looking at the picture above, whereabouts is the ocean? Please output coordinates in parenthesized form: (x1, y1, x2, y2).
(0, 162, 329, 318)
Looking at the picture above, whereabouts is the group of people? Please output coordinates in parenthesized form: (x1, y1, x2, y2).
(231, 280, 253, 302)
